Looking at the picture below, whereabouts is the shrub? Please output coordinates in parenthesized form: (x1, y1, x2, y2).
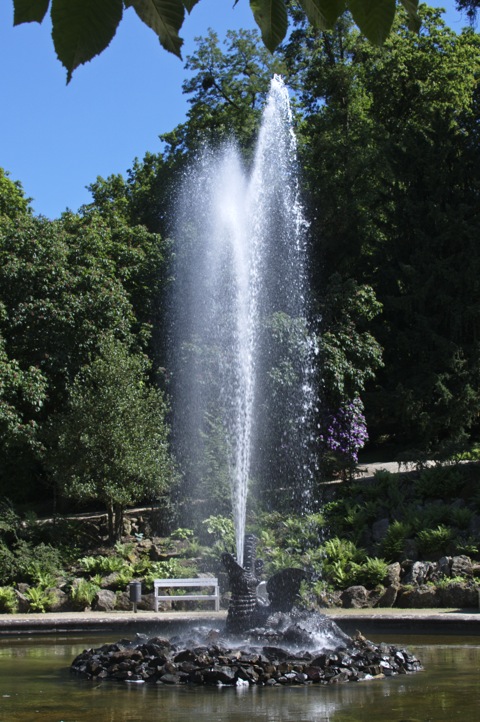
(26, 564, 58, 590)
(318, 397, 369, 475)
(411, 504, 451, 531)
(79, 555, 126, 575)
(143, 559, 195, 591)
(111, 565, 135, 589)
(171, 528, 194, 541)
(114, 541, 136, 561)
(450, 507, 474, 530)
(0, 499, 20, 542)
(263, 548, 298, 576)
(322, 537, 364, 565)
(381, 520, 412, 561)
(70, 579, 101, 607)
(24, 586, 56, 613)
(454, 537, 479, 557)
(352, 557, 389, 587)
(201, 515, 235, 552)
(0, 586, 18, 614)
(325, 560, 356, 588)
(321, 537, 365, 589)
(414, 465, 466, 500)
(0, 543, 16, 584)
(16, 542, 64, 582)
(416, 525, 455, 556)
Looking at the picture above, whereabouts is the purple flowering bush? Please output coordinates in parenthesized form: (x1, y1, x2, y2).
(319, 397, 368, 479)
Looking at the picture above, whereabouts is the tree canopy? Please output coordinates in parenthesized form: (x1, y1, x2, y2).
(1, 6, 479, 525)
(48, 334, 174, 541)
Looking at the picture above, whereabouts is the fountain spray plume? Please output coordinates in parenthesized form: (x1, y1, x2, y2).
(171, 76, 316, 566)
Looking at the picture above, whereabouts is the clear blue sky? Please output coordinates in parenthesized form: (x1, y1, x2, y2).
(0, 1, 470, 219)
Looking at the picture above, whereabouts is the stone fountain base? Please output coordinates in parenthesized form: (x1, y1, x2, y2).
(70, 610, 422, 686)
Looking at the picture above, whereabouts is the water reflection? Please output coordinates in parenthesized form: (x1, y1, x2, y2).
(0, 636, 479, 721)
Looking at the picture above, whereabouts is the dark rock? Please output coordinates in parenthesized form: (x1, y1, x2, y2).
(375, 584, 398, 608)
(341, 586, 369, 609)
(403, 561, 435, 586)
(203, 665, 238, 685)
(159, 673, 182, 685)
(94, 589, 116, 612)
(100, 572, 122, 589)
(451, 555, 473, 578)
(396, 585, 439, 608)
(174, 649, 197, 664)
(70, 626, 422, 688)
(438, 582, 478, 607)
(114, 591, 132, 611)
(48, 588, 71, 612)
(386, 563, 402, 587)
(14, 589, 30, 613)
(437, 556, 452, 578)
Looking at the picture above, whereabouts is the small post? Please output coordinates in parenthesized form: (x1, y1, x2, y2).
(129, 581, 142, 613)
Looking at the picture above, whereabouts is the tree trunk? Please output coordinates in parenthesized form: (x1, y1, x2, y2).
(114, 504, 123, 542)
(107, 502, 115, 544)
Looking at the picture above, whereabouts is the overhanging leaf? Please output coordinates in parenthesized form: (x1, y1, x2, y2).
(298, 0, 346, 30)
(51, 0, 123, 83)
(13, 0, 50, 25)
(183, 0, 199, 12)
(250, 0, 288, 53)
(347, 0, 396, 45)
(400, 0, 421, 33)
(126, 0, 185, 58)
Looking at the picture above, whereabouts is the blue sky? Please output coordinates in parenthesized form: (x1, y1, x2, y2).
(0, 1, 470, 219)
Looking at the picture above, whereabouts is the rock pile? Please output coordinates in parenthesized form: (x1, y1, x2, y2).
(71, 630, 421, 687)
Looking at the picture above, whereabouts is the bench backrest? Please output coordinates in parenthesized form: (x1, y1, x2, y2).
(153, 578, 218, 588)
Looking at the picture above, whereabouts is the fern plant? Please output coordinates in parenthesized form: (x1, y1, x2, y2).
(0, 586, 18, 613)
(71, 578, 101, 607)
(381, 520, 412, 562)
(416, 525, 455, 556)
(352, 557, 389, 587)
(25, 586, 55, 613)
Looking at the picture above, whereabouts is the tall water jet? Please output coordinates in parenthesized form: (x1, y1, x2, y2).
(171, 76, 315, 565)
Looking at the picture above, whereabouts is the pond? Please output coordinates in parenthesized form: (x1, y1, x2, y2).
(0, 633, 479, 722)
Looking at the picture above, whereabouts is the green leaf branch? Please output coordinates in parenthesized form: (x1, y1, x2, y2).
(11, 0, 422, 82)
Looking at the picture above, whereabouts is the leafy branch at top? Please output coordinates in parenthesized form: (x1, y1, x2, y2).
(11, 0, 422, 83)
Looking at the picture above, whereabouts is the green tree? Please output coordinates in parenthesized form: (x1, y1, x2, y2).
(0, 214, 135, 413)
(10, 0, 422, 82)
(84, 154, 170, 233)
(0, 169, 31, 219)
(363, 11, 480, 448)
(0, 172, 170, 503)
(319, 275, 383, 408)
(0, 172, 45, 472)
(162, 28, 286, 160)
(288, 8, 480, 449)
(0, 310, 47, 455)
(48, 335, 174, 542)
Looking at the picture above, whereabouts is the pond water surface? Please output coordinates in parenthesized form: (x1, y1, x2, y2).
(0, 634, 479, 722)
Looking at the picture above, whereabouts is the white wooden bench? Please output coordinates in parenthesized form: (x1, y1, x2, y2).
(153, 578, 220, 612)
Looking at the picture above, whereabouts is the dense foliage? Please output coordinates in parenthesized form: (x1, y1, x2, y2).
(1, 6, 480, 537)
(0, 170, 174, 518)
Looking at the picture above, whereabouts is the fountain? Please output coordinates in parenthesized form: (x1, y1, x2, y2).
(70, 77, 422, 689)
(71, 535, 421, 685)
(171, 75, 316, 565)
